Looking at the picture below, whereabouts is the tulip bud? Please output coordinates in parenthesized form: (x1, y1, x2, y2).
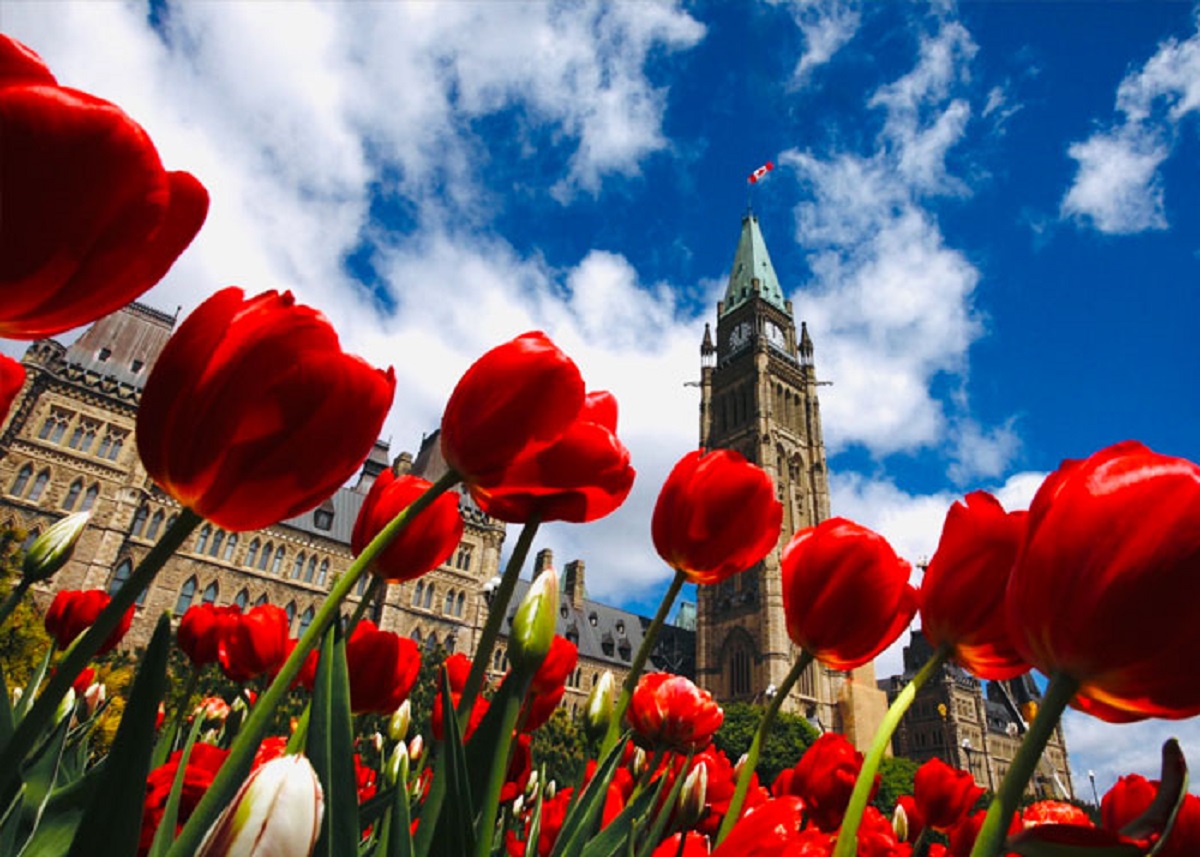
(526, 769, 539, 798)
(197, 755, 324, 857)
(893, 802, 909, 842)
(388, 700, 411, 742)
(386, 742, 409, 788)
(11, 687, 22, 707)
(631, 747, 648, 777)
(83, 682, 106, 717)
(582, 670, 615, 743)
(408, 734, 423, 763)
(371, 731, 384, 755)
(512, 795, 524, 816)
(23, 512, 90, 582)
(677, 763, 708, 829)
(509, 567, 559, 672)
(55, 687, 76, 725)
(545, 780, 556, 800)
(734, 753, 748, 780)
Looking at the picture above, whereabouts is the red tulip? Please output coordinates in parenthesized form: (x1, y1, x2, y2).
(345, 620, 421, 714)
(140, 742, 229, 855)
(781, 518, 917, 671)
(1021, 800, 1092, 829)
(71, 666, 96, 696)
(137, 288, 395, 531)
(626, 673, 723, 753)
(894, 794, 924, 842)
(1102, 774, 1200, 857)
(351, 470, 464, 582)
(913, 757, 984, 832)
(709, 796, 809, 856)
(652, 449, 783, 585)
(651, 832, 711, 857)
(441, 331, 585, 488)
(946, 808, 1020, 857)
(177, 603, 242, 667)
(920, 491, 1029, 680)
(856, 805, 905, 857)
(689, 744, 768, 838)
(1006, 441, 1200, 722)
(432, 653, 488, 742)
(0, 355, 24, 424)
(0, 35, 208, 340)
(772, 733, 873, 833)
(499, 733, 533, 804)
(531, 635, 578, 695)
(216, 604, 289, 684)
(44, 589, 133, 654)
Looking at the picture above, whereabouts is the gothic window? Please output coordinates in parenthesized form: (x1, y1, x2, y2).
(444, 590, 455, 614)
(492, 648, 503, 670)
(292, 552, 305, 580)
(63, 479, 82, 511)
(68, 420, 98, 452)
(298, 606, 314, 636)
(10, 464, 32, 496)
(223, 533, 238, 562)
(356, 573, 368, 596)
(255, 593, 269, 607)
(196, 525, 210, 554)
(455, 545, 473, 571)
(305, 556, 317, 583)
(234, 588, 249, 610)
(28, 469, 50, 502)
(258, 541, 272, 571)
(201, 581, 218, 605)
(38, 409, 70, 443)
(423, 583, 434, 610)
(80, 484, 98, 512)
(455, 592, 465, 617)
(412, 581, 424, 607)
(726, 632, 754, 698)
(412, 628, 423, 647)
(132, 504, 149, 536)
(104, 430, 126, 462)
(165, 513, 177, 532)
(246, 539, 260, 568)
(176, 577, 197, 614)
(318, 559, 329, 586)
(445, 635, 456, 653)
(271, 547, 284, 575)
(108, 559, 146, 607)
(210, 530, 225, 558)
(285, 602, 297, 629)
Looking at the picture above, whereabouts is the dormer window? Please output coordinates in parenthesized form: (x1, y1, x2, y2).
(314, 509, 334, 531)
(98, 347, 111, 362)
(131, 359, 144, 373)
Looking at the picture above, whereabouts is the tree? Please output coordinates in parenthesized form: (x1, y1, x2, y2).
(874, 754, 919, 815)
(0, 526, 53, 692)
(713, 701, 820, 785)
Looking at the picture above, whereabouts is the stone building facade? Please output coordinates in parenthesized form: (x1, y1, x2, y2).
(0, 301, 692, 709)
(695, 213, 888, 750)
(882, 631, 1075, 799)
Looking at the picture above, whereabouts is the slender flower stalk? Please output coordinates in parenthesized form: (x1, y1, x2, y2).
(832, 644, 952, 857)
(716, 649, 815, 843)
(0, 577, 30, 630)
(166, 470, 460, 857)
(601, 567, 686, 756)
(968, 672, 1079, 857)
(0, 508, 201, 798)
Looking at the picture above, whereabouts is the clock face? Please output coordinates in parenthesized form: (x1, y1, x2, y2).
(728, 321, 752, 351)
(766, 321, 785, 348)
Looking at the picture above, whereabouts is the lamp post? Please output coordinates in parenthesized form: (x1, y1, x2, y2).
(961, 738, 978, 786)
(1089, 770, 1099, 807)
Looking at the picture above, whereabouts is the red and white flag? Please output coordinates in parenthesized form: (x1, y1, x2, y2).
(748, 161, 774, 184)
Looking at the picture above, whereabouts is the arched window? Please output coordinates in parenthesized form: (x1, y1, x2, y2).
(165, 513, 177, 532)
(292, 552, 305, 580)
(28, 469, 50, 502)
(445, 635, 456, 653)
(493, 648, 503, 670)
(285, 602, 297, 629)
(356, 573, 368, 596)
(413, 581, 424, 607)
(196, 525, 211, 554)
(235, 588, 249, 610)
(222, 533, 238, 562)
(246, 539, 260, 568)
(444, 589, 455, 614)
(305, 555, 317, 583)
(271, 547, 284, 574)
(147, 510, 164, 539)
(201, 581, 218, 605)
(298, 606, 315, 636)
(10, 464, 32, 496)
(318, 559, 329, 586)
(175, 576, 197, 614)
(254, 593, 269, 607)
(258, 542, 272, 571)
(423, 584, 434, 609)
(209, 530, 225, 558)
(131, 504, 149, 536)
(456, 592, 465, 617)
(109, 559, 147, 607)
(80, 483, 98, 512)
(411, 628, 423, 646)
(62, 479, 82, 511)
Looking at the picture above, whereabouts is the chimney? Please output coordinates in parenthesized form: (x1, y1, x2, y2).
(534, 548, 554, 575)
(564, 559, 585, 610)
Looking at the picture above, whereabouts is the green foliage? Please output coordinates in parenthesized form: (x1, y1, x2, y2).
(0, 527, 52, 689)
(713, 701, 819, 786)
(531, 708, 588, 789)
(874, 754, 919, 815)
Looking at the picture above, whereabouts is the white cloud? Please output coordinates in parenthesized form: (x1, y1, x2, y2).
(773, 0, 863, 83)
(1063, 711, 1200, 798)
(1061, 12, 1200, 234)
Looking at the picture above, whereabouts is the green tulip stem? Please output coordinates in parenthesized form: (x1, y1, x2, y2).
(715, 648, 816, 844)
(0, 507, 202, 799)
(601, 567, 687, 757)
(833, 643, 952, 857)
(0, 577, 30, 631)
(969, 671, 1079, 857)
(457, 514, 541, 719)
(166, 469, 461, 857)
(475, 672, 531, 857)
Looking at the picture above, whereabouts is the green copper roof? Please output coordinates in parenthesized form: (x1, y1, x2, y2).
(721, 214, 789, 317)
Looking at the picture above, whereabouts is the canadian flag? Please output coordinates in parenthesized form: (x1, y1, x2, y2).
(748, 161, 774, 184)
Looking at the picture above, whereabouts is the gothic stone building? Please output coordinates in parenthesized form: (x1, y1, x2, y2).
(695, 213, 888, 751)
(882, 631, 1075, 799)
(0, 301, 692, 706)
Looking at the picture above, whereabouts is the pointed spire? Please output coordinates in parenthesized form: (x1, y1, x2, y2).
(701, 322, 715, 368)
(799, 321, 814, 367)
(720, 214, 788, 318)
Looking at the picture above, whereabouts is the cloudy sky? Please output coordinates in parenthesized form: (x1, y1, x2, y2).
(8, 0, 1200, 799)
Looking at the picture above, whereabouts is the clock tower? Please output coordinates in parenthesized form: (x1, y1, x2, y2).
(696, 212, 887, 749)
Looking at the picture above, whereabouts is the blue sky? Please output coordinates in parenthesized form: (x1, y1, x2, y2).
(7, 0, 1199, 799)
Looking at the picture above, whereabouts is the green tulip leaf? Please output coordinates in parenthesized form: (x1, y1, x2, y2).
(0, 667, 13, 749)
(16, 760, 104, 857)
(308, 622, 361, 857)
(426, 665, 476, 857)
(464, 668, 526, 804)
(66, 612, 172, 857)
(548, 731, 629, 857)
(581, 768, 670, 857)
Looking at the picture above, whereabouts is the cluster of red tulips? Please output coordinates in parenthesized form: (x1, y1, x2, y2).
(2, 28, 1199, 857)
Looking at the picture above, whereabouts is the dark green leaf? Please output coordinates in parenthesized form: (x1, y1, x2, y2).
(633, 755, 692, 857)
(17, 760, 105, 857)
(386, 774, 413, 857)
(0, 667, 13, 749)
(18, 703, 72, 841)
(1008, 825, 1142, 857)
(424, 666, 477, 857)
(548, 731, 629, 857)
(66, 612, 172, 857)
(308, 622, 361, 857)
(581, 773, 665, 857)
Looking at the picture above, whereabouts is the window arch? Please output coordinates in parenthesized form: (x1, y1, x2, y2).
(258, 541, 272, 571)
(209, 530, 225, 558)
(493, 648, 504, 670)
(201, 581, 218, 605)
(318, 559, 329, 586)
(246, 539, 260, 568)
(298, 606, 315, 636)
(285, 601, 297, 629)
(234, 588, 249, 610)
(292, 552, 305, 579)
(80, 483, 98, 512)
(444, 589, 455, 615)
(271, 546, 284, 574)
(305, 555, 317, 583)
(254, 593, 269, 607)
(147, 510, 164, 539)
(456, 592, 465, 617)
(356, 573, 368, 596)
(28, 469, 50, 502)
(62, 479, 82, 511)
(222, 533, 238, 562)
(413, 581, 424, 607)
(196, 525, 211, 554)
(131, 504, 149, 536)
(10, 464, 32, 496)
(109, 559, 147, 607)
(411, 628, 423, 646)
(176, 576, 198, 614)
(423, 583, 434, 609)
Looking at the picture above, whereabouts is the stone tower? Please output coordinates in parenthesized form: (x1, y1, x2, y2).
(695, 212, 886, 749)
